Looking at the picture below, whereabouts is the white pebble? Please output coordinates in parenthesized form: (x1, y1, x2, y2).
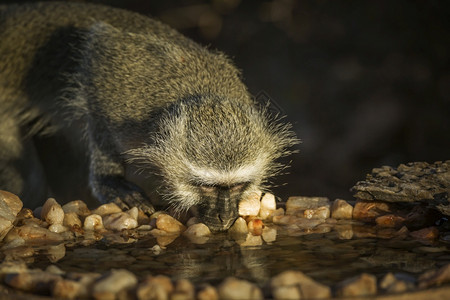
(229, 217, 248, 235)
(331, 199, 354, 219)
(259, 193, 276, 220)
(48, 224, 68, 233)
(239, 191, 262, 216)
(262, 226, 277, 243)
(41, 198, 64, 225)
(303, 206, 330, 220)
(156, 214, 186, 233)
(103, 212, 138, 231)
(62, 200, 91, 217)
(92, 203, 122, 216)
(83, 214, 104, 231)
(239, 233, 263, 247)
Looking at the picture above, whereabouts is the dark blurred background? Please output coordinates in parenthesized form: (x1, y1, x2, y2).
(7, 0, 450, 201)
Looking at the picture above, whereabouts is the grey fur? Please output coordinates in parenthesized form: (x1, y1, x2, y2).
(0, 2, 297, 231)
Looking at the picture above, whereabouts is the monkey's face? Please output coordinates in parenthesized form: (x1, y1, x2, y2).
(195, 182, 249, 231)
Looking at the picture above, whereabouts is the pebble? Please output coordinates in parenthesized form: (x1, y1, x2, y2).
(259, 193, 276, 220)
(103, 211, 138, 231)
(52, 279, 83, 299)
(5, 269, 62, 294)
(62, 200, 91, 218)
(334, 224, 354, 240)
(419, 263, 450, 288)
(247, 218, 264, 236)
(239, 191, 262, 216)
(409, 227, 439, 244)
(262, 226, 277, 243)
(197, 284, 219, 300)
(41, 198, 64, 225)
(4, 224, 64, 243)
(380, 272, 415, 293)
(173, 278, 195, 300)
(46, 244, 66, 263)
(286, 196, 330, 216)
(136, 275, 173, 300)
(83, 214, 104, 231)
(336, 273, 377, 297)
(331, 199, 353, 219)
(229, 217, 248, 236)
(92, 203, 123, 216)
(271, 270, 331, 300)
(303, 206, 330, 220)
(0, 217, 13, 242)
(92, 269, 138, 298)
(63, 212, 83, 228)
(218, 277, 263, 300)
(375, 214, 405, 228)
(0, 190, 23, 220)
(156, 213, 186, 233)
(352, 200, 391, 222)
(48, 223, 68, 233)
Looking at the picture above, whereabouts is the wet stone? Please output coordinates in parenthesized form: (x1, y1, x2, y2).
(239, 191, 262, 216)
(351, 161, 450, 215)
(4, 224, 64, 243)
(218, 277, 263, 300)
(286, 196, 330, 216)
(419, 263, 450, 288)
(156, 213, 186, 234)
(380, 272, 415, 294)
(331, 199, 353, 219)
(103, 211, 138, 231)
(62, 200, 91, 218)
(92, 269, 138, 299)
(63, 212, 83, 228)
(259, 193, 276, 220)
(352, 200, 392, 222)
(41, 198, 64, 225)
(336, 273, 377, 297)
(270, 270, 331, 300)
(5, 269, 62, 294)
(136, 275, 173, 300)
(83, 214, 104, 231)
(92, 202, 123, 216)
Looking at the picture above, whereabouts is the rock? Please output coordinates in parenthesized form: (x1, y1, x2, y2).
(247, 218, 264, 236)
(63, 212, 83, 228)
(352, 200, 392, 222)
(262, 226, 277, 243)
(183, 223, 211, 244)
(92, 269, 138, 298)
(419, 263, 450, 288)
(409, 226, 439, 244)
(334, 224, 354, 240)
(62, 200, 91, 217)
(41, 198, 64, 225)
(3, 224, 63, 243)
(0, 190, 23, 221)
(336, 273, 377, 297)
(271, 270, 331, 300)
(136, 275, 173, 300)
(286, 196, 330, 216)
(92, 203, 123, 216)
(173, 278, 195, 300)
(229, 217, 248, 236)
(156, 214, 186, 233)
(259, 193, 276, 220)
(380, 272, 415, 293)
(83, 214, 104, 231)
(197, 284, 219, 300)
(103, 211, 138, 231)
(375, 214, 406, 228)
(303, 206, 330, 220)
(331, 199, 353, 219)
(351, 161, 450, 215)
(5, 269, 62, 294)
(52, 279, 83, 299)
(48, 224, 68, 233)
(0, 217, 13, 242)
(46, 244, 66, 263)
(218, 277, 263, 300)
(239, 191, 262, 216)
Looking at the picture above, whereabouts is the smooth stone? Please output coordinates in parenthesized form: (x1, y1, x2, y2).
(247, 219, 264, 236)
(262, 226, 277, 243)
(303, 206, 330, 220)
(352, 200, 392, 222)
(336, 273, 377, 297)
(48, 223, 68, 233)
(156, 214, 186, 234)
(218, 277, 263, 300)
(259, 193, 276, 220)
(63, 212, 82, 228)
(380, 272, 415, 293)
(103, 211, 138, 231)
(0, 217, 13, 242)
(52, 279, 83, 299)
(92, 269, 138, 297)
(62, 200, 91, 217)
(173, 278, 195, 300)
(92, 203, 122, 216)
(331, 199, 353, 219)
(239, 191, 262, 216)
(136, 275, 174, 300)
(419, 263, 450, 288)
(41, 198, 64, 225)
(0, 190, 23, 221)
(197, 284, 219, 300)
(239, 233, 263, 247)
(271, 270, 331, 300)
(83, 214, 104, 231)
(5, 270, 62, 294)
(286, 196, 330, 215)
(3, 224, 63, 243)
(229, 217, 248, 236)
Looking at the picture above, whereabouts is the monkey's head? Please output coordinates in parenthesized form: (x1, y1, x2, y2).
(127, 95, 297, 231)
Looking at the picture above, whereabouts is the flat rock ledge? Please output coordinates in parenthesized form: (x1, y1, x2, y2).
(351, 161, 450, 215)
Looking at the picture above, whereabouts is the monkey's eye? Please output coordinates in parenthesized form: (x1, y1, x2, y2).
(198, 184, 216, 193)
(229, 182, 248, 192)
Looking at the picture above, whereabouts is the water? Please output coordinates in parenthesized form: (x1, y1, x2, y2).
(28, 226, 450, 287)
